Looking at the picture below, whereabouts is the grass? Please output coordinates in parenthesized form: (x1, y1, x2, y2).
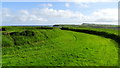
(61, 26, 119, 36)
(2, 26, 119, 66)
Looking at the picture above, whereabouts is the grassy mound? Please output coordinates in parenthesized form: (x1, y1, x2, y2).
(2, 26, 118, 66)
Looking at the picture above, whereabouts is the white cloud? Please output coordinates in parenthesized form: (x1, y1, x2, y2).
(67, 0, 118, 2)
(20, 10, 29, 15)
(92, 8, 118, 22)
(39, 3, 53, 7)
(2, 8, 48, 25)
(16, 14, 47, 22)
(2, 0, 118, 2)
(80, 3, 89, 8)
(2, 8, 118, 25)
(35, 8, 87, 22)
(74, 3, 89, 8)
(2, 8, 12, 17)
(65, 3, 70, 7)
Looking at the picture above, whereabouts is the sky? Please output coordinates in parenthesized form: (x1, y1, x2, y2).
(1, 1, 119, 25)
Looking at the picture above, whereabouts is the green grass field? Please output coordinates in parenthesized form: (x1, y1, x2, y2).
(1, 26, 119, 66)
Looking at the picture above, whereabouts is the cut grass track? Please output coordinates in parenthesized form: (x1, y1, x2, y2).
(2, 29, 118, 66)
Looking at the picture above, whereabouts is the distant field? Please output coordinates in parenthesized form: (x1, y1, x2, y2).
(2, 26, 119, 66)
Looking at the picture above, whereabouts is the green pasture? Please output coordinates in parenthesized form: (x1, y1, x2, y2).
(1, 26, 119, 66)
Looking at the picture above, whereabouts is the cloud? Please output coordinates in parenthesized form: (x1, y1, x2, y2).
(2, 8, 12, 17)
(2, 8, 48, 25)
(2, 0, 118, 2)
(39, 3, 53, 7)
(92, 8, 118, 22)
(80, 3, 89, 8)
(2, 7, 118, 25)
(65, 3, 70, 7)
(34, 8, 87, 22)
(74, 2, 89, 8)
(17, 13, 47, 22)
(39, 8, 82, 18)
(19, 10, 48, 22)
(67, 0, 118, 2)
(20, 10, 29, 15)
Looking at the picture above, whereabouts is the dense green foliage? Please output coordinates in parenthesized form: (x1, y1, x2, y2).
(2, 26, 119, 66)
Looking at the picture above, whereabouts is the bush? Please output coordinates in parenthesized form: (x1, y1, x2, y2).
(2, 35, 14, 47)
(20, 30, 35, 36)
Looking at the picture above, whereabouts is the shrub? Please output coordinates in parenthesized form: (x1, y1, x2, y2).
(2, 35, 14, 47)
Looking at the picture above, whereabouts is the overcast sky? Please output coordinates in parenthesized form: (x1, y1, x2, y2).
(1, 0, 118, 25)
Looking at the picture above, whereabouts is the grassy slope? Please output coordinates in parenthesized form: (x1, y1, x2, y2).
(2, 27, 118, 66)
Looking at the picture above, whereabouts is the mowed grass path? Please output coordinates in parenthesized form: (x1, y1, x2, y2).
(2, 29, 118, 66)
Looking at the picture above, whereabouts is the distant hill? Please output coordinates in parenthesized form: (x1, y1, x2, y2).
(81, 23, 120, 27)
